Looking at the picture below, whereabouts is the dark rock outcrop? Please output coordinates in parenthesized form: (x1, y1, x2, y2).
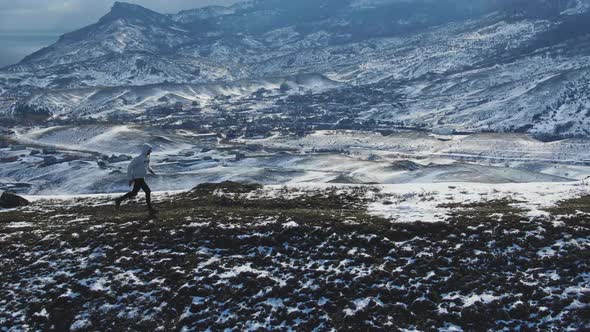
(0, 192, 30, 208)
(42, 156, 59, 167)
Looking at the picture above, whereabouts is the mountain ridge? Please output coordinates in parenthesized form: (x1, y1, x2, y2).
(1, 0, 590, 137)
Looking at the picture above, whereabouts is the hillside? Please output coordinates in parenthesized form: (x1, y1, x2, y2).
(1, 182, 589, 330)
(1, 1, 590, 137)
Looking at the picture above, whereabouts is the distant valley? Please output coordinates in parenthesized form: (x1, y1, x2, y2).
(2, 0, 590, 194)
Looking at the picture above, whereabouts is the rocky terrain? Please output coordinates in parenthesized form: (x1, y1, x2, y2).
(1, 181, 589, 330)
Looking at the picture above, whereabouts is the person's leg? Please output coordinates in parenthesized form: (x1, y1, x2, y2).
(137, 179, 154, 211)
(116, 180, 141, 208)
(121, 181, 141, 200)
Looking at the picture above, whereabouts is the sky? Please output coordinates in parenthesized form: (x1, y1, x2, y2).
(0, 0, 239, 67)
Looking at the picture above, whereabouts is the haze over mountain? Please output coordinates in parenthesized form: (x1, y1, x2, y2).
(1, 0, 590, 137)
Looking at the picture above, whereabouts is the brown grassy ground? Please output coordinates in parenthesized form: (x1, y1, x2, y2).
(0, 182, 588, 331)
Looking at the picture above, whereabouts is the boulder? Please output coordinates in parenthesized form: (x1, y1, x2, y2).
(0, 191, 30, 208)
(42, 147, 57, 154)
(42, 156, 59, 166)
(193, 181, 263, 194)
(97, 160, 108, 169)
(234, 152, 246, 161)
(108, 154, 132, 163)
(0, 156, 19, 163)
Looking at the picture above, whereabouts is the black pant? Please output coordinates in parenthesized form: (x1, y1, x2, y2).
(119, 178, 152, 209)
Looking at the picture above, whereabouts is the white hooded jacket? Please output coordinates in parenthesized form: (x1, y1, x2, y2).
(127, 144, 154, 180)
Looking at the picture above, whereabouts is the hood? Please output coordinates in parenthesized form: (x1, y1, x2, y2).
(141, 143, 153, 156)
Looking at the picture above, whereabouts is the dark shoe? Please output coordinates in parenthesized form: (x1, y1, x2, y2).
(115, 199, 122, 211)
(149, 208, 159, 216)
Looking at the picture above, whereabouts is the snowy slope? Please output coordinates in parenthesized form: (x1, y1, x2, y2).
(9, 73, 340, 120)
(1, 1, 590, 137)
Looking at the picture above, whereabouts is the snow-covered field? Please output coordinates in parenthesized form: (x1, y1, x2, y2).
(365, 181, 590, 223)
(1, 181, 589, 330)
(259, 130, 590, 166)
(3, 127, 590, 195)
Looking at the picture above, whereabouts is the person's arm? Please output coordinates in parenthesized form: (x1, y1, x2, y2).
(147, 157, 156, 175)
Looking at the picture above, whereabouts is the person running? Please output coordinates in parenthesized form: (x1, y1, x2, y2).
(115, 143, 158, 215)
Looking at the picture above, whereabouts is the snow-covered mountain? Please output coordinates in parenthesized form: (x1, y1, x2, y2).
(13, 73, 340, 120)
(1, 0, 590, 137)
(13, 2, 191, 71)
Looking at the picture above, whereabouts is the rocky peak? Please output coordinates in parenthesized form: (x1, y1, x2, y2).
(99, 1, 170, 24)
